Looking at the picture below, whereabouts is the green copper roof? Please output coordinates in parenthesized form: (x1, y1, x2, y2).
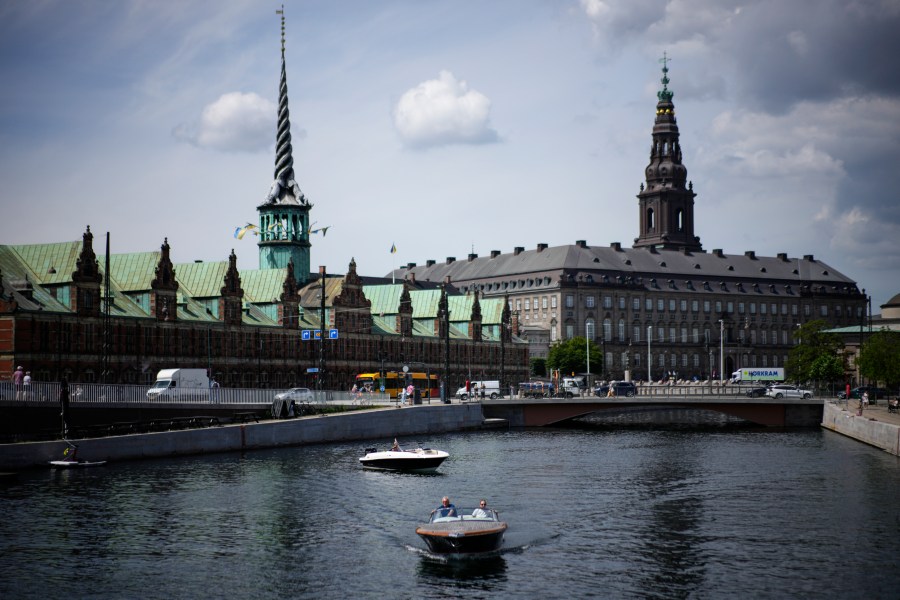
(241, 268, 287, 303)
(364, 284, 402, 316)
(10, 241, 82, 285)
(175, 261, 228, 298)
(410, 289, 441, 318)
(105, 252, 160, 291)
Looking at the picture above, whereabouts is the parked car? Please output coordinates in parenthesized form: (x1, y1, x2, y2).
(743, 385, 769, 398)
(274, 387, 314, 402)
(836, 386, 887, 405)
(594, 381, 637, 398)
(766, 384, 812, 399)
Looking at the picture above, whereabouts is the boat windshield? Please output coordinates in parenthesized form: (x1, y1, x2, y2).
(430, 507, 500, 523)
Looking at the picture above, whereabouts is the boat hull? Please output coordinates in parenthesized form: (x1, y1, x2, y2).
(49, 460, 107, 468)
(359, 449, 448, 472)
(416, 522, 507, 554)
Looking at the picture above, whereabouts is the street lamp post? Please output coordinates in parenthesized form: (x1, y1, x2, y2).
(647, 325, 652, 383)
(718, 319, 724, 383)
(586, 322, 593, 391)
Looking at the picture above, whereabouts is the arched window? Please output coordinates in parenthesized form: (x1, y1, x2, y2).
(585, 318, 595, 341)
(676, 208, 684, 232)
(647, 208, 655, 230)
(617, 319, 625, 341)
(603, 318, 612, 341)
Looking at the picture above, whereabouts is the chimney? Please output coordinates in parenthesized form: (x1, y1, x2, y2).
(490, 250, 501, 258)
(537, 243, 548, 252)
(407, 272, 416, 284)
(406, 262, 417, 269)
(514, 247, 524, 256)
(576, 240, 587, 248)
(713, 248, 724, 257)
(446, 257, 456, 265)
(777, 253, 788, 261)
(803, 254, 815, 261)
(611, 242, 622, 251)
(468, 253, 478, 262)
(744, 251, 756, 259)
(426, 259, 435, 267)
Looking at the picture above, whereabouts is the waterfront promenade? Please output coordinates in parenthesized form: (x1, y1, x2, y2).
(821, 398, 900, 456)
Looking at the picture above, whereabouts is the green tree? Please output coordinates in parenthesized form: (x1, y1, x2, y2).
(547, 337, 602, 376)
(785, 320, 842, 383)
(858, 330, 900, 389)
(530, 357, 547, 378)
(809, 354, 844, 391)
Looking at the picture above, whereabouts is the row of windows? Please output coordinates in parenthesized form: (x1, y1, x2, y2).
(570, 295, 863, 318)
(603, 352, 788, 370)
(511, 293, 862, 322)
(571, 319, 799, 346)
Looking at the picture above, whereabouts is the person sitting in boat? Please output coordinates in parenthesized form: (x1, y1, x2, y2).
(62, 443, 78, 462)
(433, 496, 457, 518)
(472, 499, 490, 518)
(391, 438, 402, 452)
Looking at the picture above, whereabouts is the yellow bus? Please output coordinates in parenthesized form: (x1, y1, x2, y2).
(354, 371, 439, 399)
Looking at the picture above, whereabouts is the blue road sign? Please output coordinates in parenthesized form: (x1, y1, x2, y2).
(307, 368, 319, 373)
(329, 329, 339, 339)
(301, 330, 311, 340)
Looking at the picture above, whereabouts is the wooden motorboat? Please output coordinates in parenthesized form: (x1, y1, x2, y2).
(416, 507, 507, 554)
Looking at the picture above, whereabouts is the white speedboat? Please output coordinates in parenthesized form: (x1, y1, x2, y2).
(359, 444, 449, 472)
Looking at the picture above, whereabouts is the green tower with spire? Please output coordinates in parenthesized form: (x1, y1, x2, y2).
(258, 6, 312, 284)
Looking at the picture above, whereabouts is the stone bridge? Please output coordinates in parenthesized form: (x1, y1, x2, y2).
(480, 396, 824, 427)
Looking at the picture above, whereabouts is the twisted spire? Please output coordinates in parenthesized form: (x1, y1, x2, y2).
(264, 6, 308, 206)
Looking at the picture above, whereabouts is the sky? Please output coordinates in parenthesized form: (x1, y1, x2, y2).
(1, 0, 898, 311)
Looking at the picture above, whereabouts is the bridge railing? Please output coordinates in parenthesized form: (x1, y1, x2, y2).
(561, 383, 822, 399)
(0, 381, 390, 407)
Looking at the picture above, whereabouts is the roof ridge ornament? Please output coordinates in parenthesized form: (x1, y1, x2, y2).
(657, 52, 673, 103)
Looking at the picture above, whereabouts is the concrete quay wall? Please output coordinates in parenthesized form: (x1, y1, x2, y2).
(0, 404, 485, 471)
(821, 401, 900, 456)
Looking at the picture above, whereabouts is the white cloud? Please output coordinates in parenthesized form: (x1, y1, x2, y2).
(173, 92, 276, 152)
(392, 70, 499, 149)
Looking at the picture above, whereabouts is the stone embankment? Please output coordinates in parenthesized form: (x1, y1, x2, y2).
(0, 403, 485, 471)
(821, 400, 900, 456)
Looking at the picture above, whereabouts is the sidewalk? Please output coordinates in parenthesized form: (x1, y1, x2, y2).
(831, 398, 900, 426)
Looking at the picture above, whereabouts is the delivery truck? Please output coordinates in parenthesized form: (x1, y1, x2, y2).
(731, 368, 785, 383)
(146, 368, 210, 401)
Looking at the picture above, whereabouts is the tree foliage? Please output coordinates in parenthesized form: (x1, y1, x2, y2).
(547, 337, 602, 376)
(809, 354, 844, 384)
(785, 320, 842, 383)
(530, 357, 547, 378)
(858, 330, 900, 388)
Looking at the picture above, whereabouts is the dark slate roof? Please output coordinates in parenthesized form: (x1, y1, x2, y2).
(390, 244, 859, 294)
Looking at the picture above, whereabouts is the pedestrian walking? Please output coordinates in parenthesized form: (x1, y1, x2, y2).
(23, 371, 32, 400)
(12, 365, 24, 400)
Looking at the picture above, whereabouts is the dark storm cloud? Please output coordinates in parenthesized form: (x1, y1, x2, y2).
(721, 0, 900, 113)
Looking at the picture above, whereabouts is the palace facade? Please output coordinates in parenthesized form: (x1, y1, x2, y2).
(392, 62, 867, 380)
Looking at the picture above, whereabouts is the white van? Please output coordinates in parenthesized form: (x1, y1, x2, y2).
(456, 380, 500, 400)
(147, 368, 210, 402)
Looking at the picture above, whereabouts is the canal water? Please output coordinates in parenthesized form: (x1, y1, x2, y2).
(2, 427, 899, 599)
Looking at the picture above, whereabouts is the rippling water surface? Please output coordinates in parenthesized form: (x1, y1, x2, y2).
(2, 427, 899, 598)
